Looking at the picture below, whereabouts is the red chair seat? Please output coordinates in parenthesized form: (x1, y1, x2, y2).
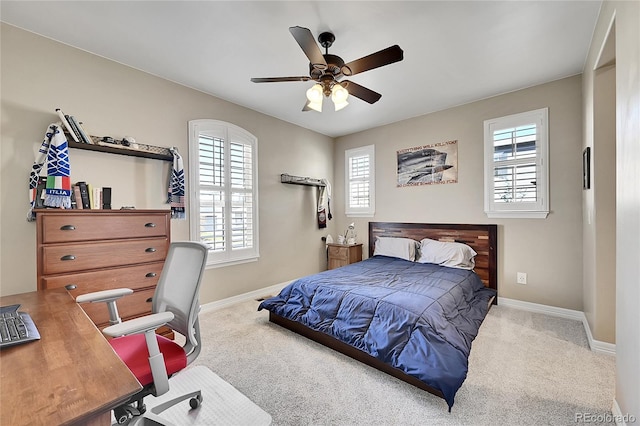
(110, 334, 187, 386)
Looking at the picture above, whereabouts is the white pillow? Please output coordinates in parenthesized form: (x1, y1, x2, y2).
(417, 238, 477, 270)
(373, 236, 418, 261)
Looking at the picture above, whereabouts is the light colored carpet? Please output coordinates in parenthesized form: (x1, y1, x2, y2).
(138, 365, 272, 425)
(193, 300, 616, 425)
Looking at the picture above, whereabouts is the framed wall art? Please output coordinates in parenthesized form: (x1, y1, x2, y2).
(397, 140, 458, 187)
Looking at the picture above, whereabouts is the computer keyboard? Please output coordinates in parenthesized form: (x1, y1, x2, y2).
(0, 304, 40, 349)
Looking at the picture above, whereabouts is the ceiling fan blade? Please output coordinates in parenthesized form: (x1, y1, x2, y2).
(340, 80, 382, 104)
(342, 45, 404, 76)
(251, 76, 311, 83)
(289, 26, 327, 70)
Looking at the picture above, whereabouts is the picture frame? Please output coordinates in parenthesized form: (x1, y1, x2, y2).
(583, 147, 591, 190)
(396, 140, 458, 187)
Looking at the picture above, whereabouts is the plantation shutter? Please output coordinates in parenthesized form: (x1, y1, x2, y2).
(484, 108, 549, 219)
(345, 145, 375, 217)
(190, 120, 259, 266)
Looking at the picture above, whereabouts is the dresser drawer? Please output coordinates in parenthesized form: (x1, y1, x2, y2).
(80, 287, 155, 327)
(41, 238, 169, 274)
(40, 213, 169, 243)
(42, 262, 164, 292)
(328, 245, 349, 261)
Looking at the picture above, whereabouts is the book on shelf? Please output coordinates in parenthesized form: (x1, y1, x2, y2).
(65, 114, 83, 143)
(72, 185, 83, 210)
(102, 187, 112, 209)
(76, 181, 91, 209)
(55, 108, 79, 142)
(67, 115, 92, 144)
(92, 186, 102, 210)
(72, 117, 93, 145)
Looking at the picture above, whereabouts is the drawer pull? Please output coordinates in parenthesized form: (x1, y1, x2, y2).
(145, 247, 157, 253)
(64, 284, 77, 291)
(146, 297, 153, 303)
(144, 223, 156, 228)
(60, 225, 76, 231)
(60, 255, 76, 261)
(145, 272, 157, 278)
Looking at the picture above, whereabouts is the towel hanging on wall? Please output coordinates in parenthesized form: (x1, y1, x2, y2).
(317, 178, 332, 228)
(27, 123, 71, 221)
(168, 147, 185, 219)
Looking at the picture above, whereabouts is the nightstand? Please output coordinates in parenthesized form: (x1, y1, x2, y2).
(327, 243, 363, 270)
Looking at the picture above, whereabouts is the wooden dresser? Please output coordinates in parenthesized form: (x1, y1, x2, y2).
(327, 243, 363, 270)
(36, 209, 171, 334)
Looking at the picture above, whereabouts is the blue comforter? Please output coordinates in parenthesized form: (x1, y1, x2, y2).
(258, 256, 496, 409)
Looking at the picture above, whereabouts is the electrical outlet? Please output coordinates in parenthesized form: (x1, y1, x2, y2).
(517, 272, 527, 285)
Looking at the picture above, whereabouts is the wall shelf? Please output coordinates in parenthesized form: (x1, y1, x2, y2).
(281, 173, 325, 187)
(68, 136, 173, 162)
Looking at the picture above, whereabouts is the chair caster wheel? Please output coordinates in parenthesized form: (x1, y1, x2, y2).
(114, 406, 132, 424)
(114, 404, 142, 424)
(189, 394, 203, 409)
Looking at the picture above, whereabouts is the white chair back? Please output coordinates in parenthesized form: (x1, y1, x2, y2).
(152, 241, 208, 363)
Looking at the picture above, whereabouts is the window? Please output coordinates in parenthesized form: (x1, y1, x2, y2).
(189, 120, 258, 267)
(345, 145, 375, 217)
(483, 108, 549, 218)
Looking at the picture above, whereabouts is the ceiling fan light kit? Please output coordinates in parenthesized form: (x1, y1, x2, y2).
(251, 26, 403, 113)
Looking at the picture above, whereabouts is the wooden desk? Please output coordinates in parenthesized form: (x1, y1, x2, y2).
(0, 288, 142, 426)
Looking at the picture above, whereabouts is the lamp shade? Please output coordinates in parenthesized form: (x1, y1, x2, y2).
(306, 84, 323, 102)
(332, 84, 349, 111)
(306, 99, 323, 112)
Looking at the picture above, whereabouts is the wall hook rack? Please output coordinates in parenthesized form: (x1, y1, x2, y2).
(280, 173, 326, 187)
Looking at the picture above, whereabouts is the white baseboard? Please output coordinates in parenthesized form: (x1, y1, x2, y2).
(611, 399, 638, 426)
(612, 399, 625, 426)
(497, 297, 616, 356)
(199, 280, 292, 314)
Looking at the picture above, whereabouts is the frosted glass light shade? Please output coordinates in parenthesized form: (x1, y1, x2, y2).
(331, 84, 349, 111)
(306, 84, 323, 102)
(307, 99, 323, 112)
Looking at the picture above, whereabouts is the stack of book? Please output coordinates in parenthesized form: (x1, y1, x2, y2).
(72, 182, 112, 210)
(56, 108, 93, 144)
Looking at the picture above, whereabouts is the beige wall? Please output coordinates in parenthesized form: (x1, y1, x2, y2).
(0, 23, 335, 300)
(334, 76, 585, 311)
(585, 1, 640, 420)
(583, 61, 616, 344)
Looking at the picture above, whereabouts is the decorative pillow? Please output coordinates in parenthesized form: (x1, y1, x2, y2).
(416, 238, 477, 270)
(373, 236, 418, 261)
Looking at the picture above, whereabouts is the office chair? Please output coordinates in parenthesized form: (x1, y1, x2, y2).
(76, 241, 209, 425)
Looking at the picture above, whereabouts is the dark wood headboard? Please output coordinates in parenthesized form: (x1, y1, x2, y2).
(369, 222, 498, 295)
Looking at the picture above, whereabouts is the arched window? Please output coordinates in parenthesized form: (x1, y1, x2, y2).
(188, 120, 259, 266)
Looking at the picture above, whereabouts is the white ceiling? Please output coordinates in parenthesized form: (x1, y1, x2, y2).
(1, 1, 602, 138)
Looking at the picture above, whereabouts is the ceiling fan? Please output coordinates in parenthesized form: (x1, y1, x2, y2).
(251, 26, 404, 112)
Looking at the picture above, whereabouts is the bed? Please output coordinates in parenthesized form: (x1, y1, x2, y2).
(258, 222, 497, 410)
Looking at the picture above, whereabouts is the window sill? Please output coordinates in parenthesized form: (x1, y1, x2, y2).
(485, 210, 549, 219)
(346, 212, 375, 218)
(205, 255, 259, 269)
